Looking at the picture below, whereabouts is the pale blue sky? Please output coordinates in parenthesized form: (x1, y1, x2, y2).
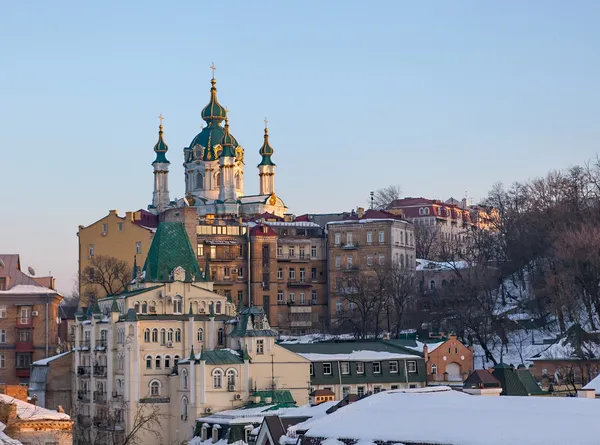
(2, 1, 599, 294)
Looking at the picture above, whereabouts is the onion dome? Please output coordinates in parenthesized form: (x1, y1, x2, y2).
(220, 117, 236, 158)
(152, 121, 169, 164)
(258, 126, 276, 166)
(201, 78, 227, 124)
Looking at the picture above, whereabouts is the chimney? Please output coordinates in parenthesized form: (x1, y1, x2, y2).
(357, 207, 364, 219)
(109, 209, 118, 216)
(125, 211, 133, 222)
(461, 198, 468, 209)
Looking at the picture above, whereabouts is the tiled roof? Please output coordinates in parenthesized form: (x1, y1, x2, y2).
(142, 223, 204, 282)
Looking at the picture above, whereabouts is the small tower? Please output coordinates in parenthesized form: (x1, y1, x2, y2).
(258, 119, 276, 195)
(151, 115, 170, 212)
(218, 116, 238, 203)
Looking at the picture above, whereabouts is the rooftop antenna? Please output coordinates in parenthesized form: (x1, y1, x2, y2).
(370, 191, 374, 210)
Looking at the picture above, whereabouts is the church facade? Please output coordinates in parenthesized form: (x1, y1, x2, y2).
(148, 74, 287, 217)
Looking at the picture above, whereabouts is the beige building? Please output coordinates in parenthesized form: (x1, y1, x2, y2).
(77, 209, 157, 304)
(73, 222, 310, 445)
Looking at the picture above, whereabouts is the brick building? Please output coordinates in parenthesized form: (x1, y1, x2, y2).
(0, 254, 63, 385)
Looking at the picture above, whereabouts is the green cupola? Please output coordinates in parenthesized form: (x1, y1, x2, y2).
(258, 126, 276, 167)
(152, 119, 170, 165)
(201, 78, 227, 124)
(220, 117, 236, 158)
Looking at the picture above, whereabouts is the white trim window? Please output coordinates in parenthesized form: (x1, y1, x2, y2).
(367, 232, 373, 244)
(407, 360, 418, 373)
(0, 305, 6, 318)
(373, 362, 381, 374)
(213, 369, 223, 389)
(0, 329, 5, 344)
(389, 361, 399, 373)
(341, 362, 350, 375)
(323, 362, 332, 375)
(356, 362, 364, 374)
(256, 339, 264, 355)
(334, 233, 341, 245)
(379, 231, 385, 243)
(149, 380, 160, 397)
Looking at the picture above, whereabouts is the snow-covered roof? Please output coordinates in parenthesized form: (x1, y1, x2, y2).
(0, 421, 23, 445)
(265, 221, 321, 228)
(583, 373, 600, 395)
(297, 351, 420, 362)
(32, 350, 72, 366)
(0, 394, 71, 421)
(327, 218, 409, 226)
(415, 259, 470, 271)
(304, 387, 600, 445)
(0, 284, 60, 295)
(405, 341, 445, 354)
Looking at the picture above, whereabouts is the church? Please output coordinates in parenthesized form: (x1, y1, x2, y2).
(148, 68, 288, 217)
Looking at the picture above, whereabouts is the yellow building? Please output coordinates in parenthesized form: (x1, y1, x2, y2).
(77, 209, 157, 304)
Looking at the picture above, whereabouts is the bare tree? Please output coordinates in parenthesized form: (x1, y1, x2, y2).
(372, 185, 402, 210)
(413, 224, 440, 260)
(81, 255, 131, 299)
(387, 263, 416, 338)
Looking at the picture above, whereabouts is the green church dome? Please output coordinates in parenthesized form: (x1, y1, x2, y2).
(258, 127, 276, 167)
(152, 123, 169, 164)
(201, 78, 227, 123)
(220, 118, 236, 158)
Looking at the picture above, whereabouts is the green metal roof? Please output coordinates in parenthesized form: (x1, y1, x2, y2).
(281, 340, 422, 356)
(201, 78, 227, 124)
(249, 390, 296, 407)
(98, 285, 163, 302)
(180, 349, 245, 365)
(491, 363, 545, 396)
(152, 124, 170, 164)
(257, 128, 276, 167)
(142, 222, 205, 282)
(229, 306, 277, 338)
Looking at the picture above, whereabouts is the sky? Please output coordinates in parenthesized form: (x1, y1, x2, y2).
(2, 1, 600, 295)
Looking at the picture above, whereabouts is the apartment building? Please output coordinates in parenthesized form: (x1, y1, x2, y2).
(0, 254, 63, 385)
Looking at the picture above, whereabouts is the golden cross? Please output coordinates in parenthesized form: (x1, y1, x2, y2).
(158, 114, 164, 126)
(264, 117, 268, 129)
(210, 62, 216, 79)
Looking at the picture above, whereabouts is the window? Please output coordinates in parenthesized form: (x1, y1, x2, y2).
(173, 296, 183, 314)
(196, 172, 204, 189)
(374, 386, 382, 394)
(367, 231, 373, 244)
(288, 247, 295, 257)
(135, 302, 140, 313)
(150, 381, 160, 397)
(341, 362, 350, 374)
(367, 255, 373, 266)
(335, 256, 341, 268)
(289, 292, 295, 302)
(182, 396, 189, 420)
(431, 364, 437, 375)
(136, 242, 142, 255)
(174, 355, 180, 365)
(165, 355, 171, 369)
(152, 329, 158, 343)
(216, 301, 222, 314)
(197, 328, 204, 342)
(155, 356, 162, 369)
(299, 247, 306, 259)
(429, 280, 436, 291)
(146, 356, 152, 369)
(227, 369, 236, 387)
(342, 386, 351, 398)
(213, 369, 223, 388)
(336, 299, 343, 314)
(144, 329, 150, 343)
(310, 363, 314, 376)
(357, 386, 365, 397)
(299, 292, 305, 305)
(175, 329, 182, 342)
(373, 362, 381, 374)
(101, 223, 107, 234)
(89, 268, 95, 280)
(323, 363, 332, 375)
(311, 290, 318, 304)
(299, 268, 305, 282)
(347, 256, 353, 268)
(289, 268, 295, 280)
(356, 362, 364, 374)
(311, 267, 317, 280)
(118, 222, 123, 232)
(0, 305, 6, 318)
(277, 246, 283, 257)
(334, 233, 341, 245)
(256, 339, 264, 354)
(142, 301, 148, 313)
(217, 328, 224, 345)
(18, 330, 31, 342)
(379, 231, 385, 243)
(277, 291, 283, 303)
(160, 328, 166, 345)
(311, 246, 317, 257)
(277, 268, 283, 280)
(0, 330, 5, 344)
(389, 361, 399, 373)
(407, 360, 417, 373)
(238, 290, 244, 303)
(182, 369, 188, 389)
(346, 232, 353, 244)
(378, 254, 385, 265)
(391, 385, 399, 390)
(89, 244, 95, 257)
(167, 329, 174, 342)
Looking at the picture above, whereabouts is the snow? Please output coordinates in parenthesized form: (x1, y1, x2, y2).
(32, 350, 71, 366)
(265, 221, 321, 228)
(583, 373, 600, 395)
(279, 334, 356, 345)
(0, 284, 59, 295)
(304, 387, 600, 445)
(221, 348, 240, 356)
(297, 351, 420, 362)
(0, 394, 71, 421)
(533, 338, 600, 361)
(415, 259, 470, 271)
(405, 341, 444, 354)
(326, 218, 409, 226)
(0, 422, 23, 445)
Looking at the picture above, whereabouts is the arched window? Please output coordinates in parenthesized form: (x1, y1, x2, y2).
(181, 396, 189, 420)
(197, 328, 204, 342)
(134, 302, 140, 313)
(216, 172, 221, 187)
(431, 364, 438, 375)
(167, 329, 174, 342)
(217, 328, 224, 345)
(144, 329, 150, 343)
(155, 355, 162, 369)
(152, 329, 158, 343)
(174, 355, 180, 365)
(196, 172, 204, 190)
(226, 369, 236, 388)
(424, 207, 430, 215)
(173, 296, 183, 314)
(149, 380, 161, 397)
(145, 355, 152, 369)
(419, 207, 424, 215)
(142, 301, 148, 313)
(175, 329, 182, 342)
(201, 301, 207, 312)
(160, 328, 166, 345)
(149, 301, 156, 313)
(182, 368, 188, 389)
(216, 301, 222, 314)
(165, 355, 171, 369)
(429, 280, 436, 291)
(213, 369, 223, 388)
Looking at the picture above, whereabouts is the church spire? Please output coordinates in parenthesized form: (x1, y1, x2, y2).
(220, 115, 236, 158)
(258, 120, 276, 167)
(258, 118, 276, 196)
(150, 116, 171, 212)
(201, 65, 227, 125)
(152, 115, 170, 164)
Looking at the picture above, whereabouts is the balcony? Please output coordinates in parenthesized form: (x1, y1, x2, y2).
(15, 341, 34, 352)
(93, 391, 107, 404)
(15, 317, 34, 328)
(93, 365, 106, 377)
(95, 339, 107, 350)
(342, 266, 359, 273)
(341, 242, 359, 250)
(15, 367, 30, 378)
(277, 254, 310, 262)
(79, 341, 91, 350)
(287, 280, 312, 288)
(77, 390, 90, 401)
(206, 254, 239, 262)
(77, 366, 91, 377)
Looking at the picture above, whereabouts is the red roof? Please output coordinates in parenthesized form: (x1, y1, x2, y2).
(249, 224, 277, 237)
(343, 209, 405, 221)
(254, 212, 283, 222)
